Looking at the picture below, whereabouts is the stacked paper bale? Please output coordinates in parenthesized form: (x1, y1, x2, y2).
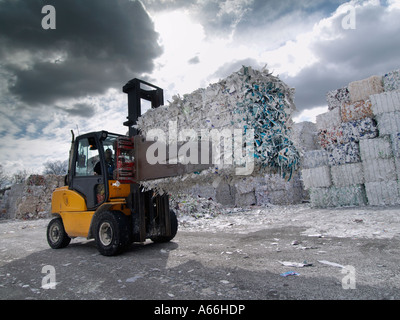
(137, 66, 300, 204)
(367, 75, 400, 206)
(303, 68, 400, 207)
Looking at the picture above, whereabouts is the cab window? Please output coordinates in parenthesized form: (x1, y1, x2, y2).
(75, 137, 99, 176)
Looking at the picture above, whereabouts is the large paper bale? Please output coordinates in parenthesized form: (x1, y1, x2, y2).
(348, 75, 383, 103)
(328, 142, 360, 166)
(341, 100, 373, 122)
(309, 185, 367, 208)
(370, 91, 400, 115)
(301, 166, 331, 189)
(340, 118, 378, 144)
(326, 87, 350, 111)
(376, 111, 400, 135)
(317, 126, 343, 151)
(383, 69, 400, 92)
(316, 108, 341, 131)
(365, 181, 400, 206)
(331, 163, 364, 187)
(359, 136, 393, 161)
(363, 158, 396, 183)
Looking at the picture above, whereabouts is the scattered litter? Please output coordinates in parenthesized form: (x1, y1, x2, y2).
(279, 261, 313, 268)
(318, 260, 345, 268)
(126, 275, 143, 283)
(280, 271, 300, 277)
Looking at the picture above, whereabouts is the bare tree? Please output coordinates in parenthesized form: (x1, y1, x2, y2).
(43, 160, 68, 176)
(11, 169, 30, 184)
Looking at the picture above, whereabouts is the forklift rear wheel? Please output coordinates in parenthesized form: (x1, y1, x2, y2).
(94, 210, 131, 256)
(151, 210, 178, 243)
(47, 217, 71, 249)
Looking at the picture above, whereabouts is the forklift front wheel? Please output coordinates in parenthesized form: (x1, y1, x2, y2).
(93, 210, 131, 256)
(47, 217, 71, 249)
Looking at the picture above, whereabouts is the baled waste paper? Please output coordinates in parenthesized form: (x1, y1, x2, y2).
(303, 68, 400, 207)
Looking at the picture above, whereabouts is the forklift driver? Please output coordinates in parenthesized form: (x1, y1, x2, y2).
(94, 148, 115, 178)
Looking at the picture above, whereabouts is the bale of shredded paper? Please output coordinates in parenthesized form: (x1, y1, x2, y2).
(309, 185, 367, 208)
(370, 91, 400, 115)
(341, 100, 373, 122)
(359, 136, 393, 161)
(348, 75, 384, 103)
(376, 111, 400, 135)
(301, 166, 331, 189)
(383, 69, 400, 92)
(331, 163, 364, 187)
(137, 66, 300, 194)
(316, 108, 341, 131)
(328, 142, 360, 166)
(326, 87, 350, 111)
(365, 181, 400, 206)
(340, 118, 378, 144)
(317, 127, 343, 151)
(363, 158, 396, 183)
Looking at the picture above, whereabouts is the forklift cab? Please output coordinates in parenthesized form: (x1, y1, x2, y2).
(69, 131, 122, 210)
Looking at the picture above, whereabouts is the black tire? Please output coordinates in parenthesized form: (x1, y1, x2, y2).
(93, 210, 131, 256)
(151, 210, 178, 243)
(47, 217, 71, 249)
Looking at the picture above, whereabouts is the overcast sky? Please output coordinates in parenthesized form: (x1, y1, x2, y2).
(0, 0, 399, 175)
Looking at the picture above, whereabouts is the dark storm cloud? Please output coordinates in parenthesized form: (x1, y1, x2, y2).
(56, 103, 96, 118)
(0, 0, 162, 108)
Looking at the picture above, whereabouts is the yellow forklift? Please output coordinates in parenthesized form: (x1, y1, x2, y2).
(47, 79, 208, 256)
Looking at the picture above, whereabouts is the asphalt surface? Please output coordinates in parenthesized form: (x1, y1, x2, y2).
(1, 213, 400, 302)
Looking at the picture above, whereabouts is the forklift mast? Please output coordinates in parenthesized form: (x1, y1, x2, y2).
(123, 78, 164, 137)
(121, 79, 170, 243)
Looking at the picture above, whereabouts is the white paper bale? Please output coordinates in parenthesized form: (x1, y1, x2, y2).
(302, 166, 331, 189)
(309, 185, 367, 208)
(370, 91, 400, 115)
(331, 163, 364, 187)
(376, 111, 400, 135)
(365, 181, 400, 206)
(359, 136, 393, 161)
(348, 75, 384, 103)
(362, 158, 396, 183)
(383, 69, 400, 92)
(316, 108, 341, 131)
